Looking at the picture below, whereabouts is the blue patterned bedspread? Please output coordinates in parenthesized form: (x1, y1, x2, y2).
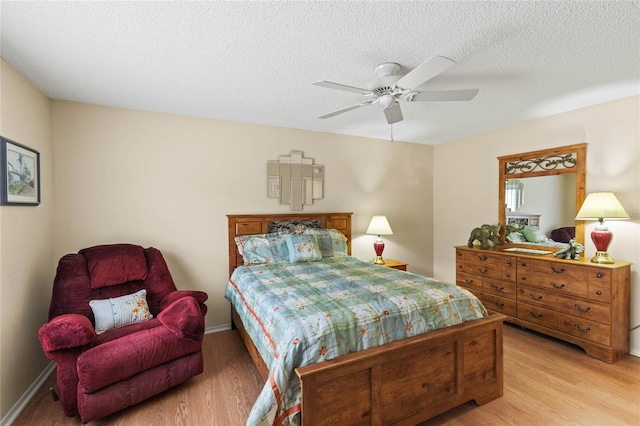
(224, 256, 487, 426)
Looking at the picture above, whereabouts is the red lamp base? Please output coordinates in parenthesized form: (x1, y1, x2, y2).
(590, 228, 614, 264)
(372, 239, 385, 265)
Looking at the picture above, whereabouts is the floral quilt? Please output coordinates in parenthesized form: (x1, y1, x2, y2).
(224, 256, 487, 426)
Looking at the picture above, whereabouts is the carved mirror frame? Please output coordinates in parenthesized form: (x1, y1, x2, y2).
(498, 143, 587, 246)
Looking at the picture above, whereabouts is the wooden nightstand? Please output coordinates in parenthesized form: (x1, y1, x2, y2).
(380, 259, 407, 271)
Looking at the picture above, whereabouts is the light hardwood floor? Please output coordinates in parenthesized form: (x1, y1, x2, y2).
(12, 324, 640, 425)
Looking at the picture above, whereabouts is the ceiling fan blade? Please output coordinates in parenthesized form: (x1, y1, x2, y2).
(409, 88, 479, 102)
(317, 101, 375, 119)
(384, 103, 403, 124)
(312, 80, 374, 96)
(395, 55, 455, 89)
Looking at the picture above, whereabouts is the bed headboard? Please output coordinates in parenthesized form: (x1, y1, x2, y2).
(227, 212, 353, 277)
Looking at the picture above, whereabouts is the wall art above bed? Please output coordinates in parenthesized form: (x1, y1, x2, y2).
(267, 150, 323, 211)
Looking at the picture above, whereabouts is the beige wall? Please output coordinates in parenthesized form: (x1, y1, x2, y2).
(51, 101, 435, 329)
(0, 59, 55, 417)
(433, 95, 640, 355)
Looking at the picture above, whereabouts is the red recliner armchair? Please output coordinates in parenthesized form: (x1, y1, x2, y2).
(38, 244, 208, 423)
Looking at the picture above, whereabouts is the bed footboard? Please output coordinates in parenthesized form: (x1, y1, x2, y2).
(295, 313, 505, 425)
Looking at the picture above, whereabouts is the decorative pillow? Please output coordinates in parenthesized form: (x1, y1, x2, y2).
(532, 229, 549, 243)
(80, 244, 148, 289)
(506, 232, 526, 243)
(234, 232, 289, 265)
(284, 234, 323, 263)
(89, 289, 153, 335)
(520, 226, 537, 243)
(303, 228, 348, 257)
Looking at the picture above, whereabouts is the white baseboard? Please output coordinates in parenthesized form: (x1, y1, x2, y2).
(205, 323, 232, 334)
(0, 361, 56, 426)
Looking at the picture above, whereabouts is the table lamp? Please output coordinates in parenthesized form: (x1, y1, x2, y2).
(575, 192, 629, 264)
(366, 215, 393, 264)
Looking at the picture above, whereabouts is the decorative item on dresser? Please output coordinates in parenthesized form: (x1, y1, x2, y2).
(455, 245, 631, 363)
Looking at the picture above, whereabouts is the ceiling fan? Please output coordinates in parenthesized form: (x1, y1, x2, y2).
(312, 56, 478, 125)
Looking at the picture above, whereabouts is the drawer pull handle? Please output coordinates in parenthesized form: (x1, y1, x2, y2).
(551, 267, 566, 274)
(478, 268, 488, 274)
(506, 260, 512, 265)
(596, 272, 603, 278)
(506, 273, 511, 278)
(596, 290, 602, 296)
(464, 279, 474, 284)
(574, 325, 591, 333)
(529, 312, 543, 319)
(551, 282, 566, 289)
(494, 302, 505, 309)
(478, 256, 488, 261)
(491, 284, 505, 292)
(530, 294, 543, 301)
(520, 262, 527, 267)
(521, 277, 527, 281)
(457, 252, 463, 257)
(574, 304, 591, 313)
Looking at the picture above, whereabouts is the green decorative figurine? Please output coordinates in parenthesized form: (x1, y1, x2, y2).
(467, 224, 501, 249)
(553, 239, 585, 260)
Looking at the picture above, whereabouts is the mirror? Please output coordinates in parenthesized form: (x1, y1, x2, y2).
(498, 144, 587, 247)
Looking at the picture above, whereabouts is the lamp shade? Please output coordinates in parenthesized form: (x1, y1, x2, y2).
(366, 216, 393, 235)
(575, 192, 630, 221)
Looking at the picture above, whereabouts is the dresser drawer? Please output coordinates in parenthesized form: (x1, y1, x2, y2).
(517, 303, 558, 329)
(501, 256, 517, 282)
(483, 278, 516, 299)
(587, 267, 612, 302)
(557, 316, 611, 346)
(523, 261, 587, 298)
(466, 252, 502, 279)
(517, 285, 557, 311)
(481, 293, 517, 316)
(455, 249, 466, 273)
(557, 295, 610, 324)
(456, 272, 482, 291)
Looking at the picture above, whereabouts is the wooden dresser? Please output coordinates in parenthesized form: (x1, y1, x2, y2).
(455, 245, 631, 363)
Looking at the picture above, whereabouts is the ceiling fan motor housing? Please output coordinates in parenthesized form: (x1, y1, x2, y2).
(368, 62, 402, 91)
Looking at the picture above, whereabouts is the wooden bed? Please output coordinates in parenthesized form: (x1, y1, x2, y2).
(227, 212, 505, 425)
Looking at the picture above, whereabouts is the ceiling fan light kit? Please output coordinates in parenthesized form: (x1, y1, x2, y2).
(313, 55, 479, 125)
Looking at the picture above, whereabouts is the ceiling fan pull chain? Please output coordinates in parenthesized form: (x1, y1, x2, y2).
(390, 123, 394, 143)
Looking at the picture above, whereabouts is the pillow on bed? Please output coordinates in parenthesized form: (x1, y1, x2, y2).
(519, 226, 550, 243)
(506, 232, 526, 243)
(234, 232, 289, 265)
(520, 226, 538, 243)
(302, 228, 348, 257)
(284, 234, 323, 263)
(532, 229, 549, 243)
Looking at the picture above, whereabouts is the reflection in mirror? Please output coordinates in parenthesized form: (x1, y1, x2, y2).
(505, 174, 576, 237)
(498, 143, 586, 247)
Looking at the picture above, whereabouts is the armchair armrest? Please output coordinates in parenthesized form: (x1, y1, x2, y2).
(38, 314, 96, 352)
(159, 290, 208, 311)
(157, 296, 204, 341)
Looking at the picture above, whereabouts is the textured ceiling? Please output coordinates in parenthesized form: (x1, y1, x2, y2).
(1, 1, 639, 145)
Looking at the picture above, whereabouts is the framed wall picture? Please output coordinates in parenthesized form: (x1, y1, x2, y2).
(1, 136, 40, 206)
